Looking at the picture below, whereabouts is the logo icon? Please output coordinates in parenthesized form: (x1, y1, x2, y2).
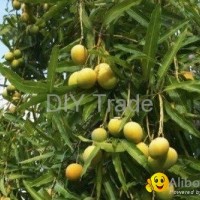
(146, 172, 169, 192)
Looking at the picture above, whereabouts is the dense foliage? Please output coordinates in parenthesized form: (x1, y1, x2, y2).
(0, 0, 200, 199)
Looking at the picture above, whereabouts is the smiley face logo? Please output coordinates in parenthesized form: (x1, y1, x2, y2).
(146, 172, 169, 192)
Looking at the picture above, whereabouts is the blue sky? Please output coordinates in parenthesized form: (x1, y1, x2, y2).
(0, 0, 9, 60)
(0, 0, 9, 106)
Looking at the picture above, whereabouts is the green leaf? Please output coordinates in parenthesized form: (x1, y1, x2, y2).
(52, 113, 73, 150)
(54, 182, 79, 199)
(19, 152, 54, 164)
(0, 65, 47, 94)
(23, 180, 45, 200)
(102, 0, 141, 27)
(157, 29, 187, 86)
(17, 94, 47, 111)
(0, 178, 7, 196)
(142, 5, 161, 81)
(29, 171, 55, 187)
(119, 103, 137, 132)
(165, 101, 200, 138)
(103, 178, 117, 200)
(112, 153, 128, 193)
(35, 1, 74, 26)
(8, 174, 30, 180)
(82, 6, 93, 30)
(127, 9, 148, 27)
(96, 162, 103, 200)
(165, 80, 200, 94)
(121, 140, 149, 172)
(83, 100, 97, 121)
(159, 21, 189, 44)
(20, 0, 63, 3)
(81, 146, 101, 176)
(47, 46, 59, 93)
(95, 141, 125, 153)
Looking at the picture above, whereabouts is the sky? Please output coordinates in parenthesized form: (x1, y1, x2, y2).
(0, 0, 9, 60)
(0, 0, 9, 107)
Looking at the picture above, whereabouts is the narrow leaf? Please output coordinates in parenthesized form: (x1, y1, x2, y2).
(23, 180, 45, 200)
(127, 9, 148, 27)
(112, 154, 128, 192)
(121, 140, 149, 172)
(159, 21, 189, 44)
(54, 182, 79, 199)
(52, 114, 73, 150)
(47, 46, 59, 93)
(157, 29, 187, 85)
(17, 94, 47, 111)
(103, 0, 141, 27)
(103, 178, 117, 200)
(0, 65, 47, 94)
(19, 152, 54, 164)
(165, 101, 200, 138)
(142, 5, 161, 80)
(29, 172, 55, 187)
(165, 80, 200, 94)
(81, 146, 101, 176)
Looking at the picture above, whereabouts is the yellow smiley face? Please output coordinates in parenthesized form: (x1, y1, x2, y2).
(150, 173, 169, 192)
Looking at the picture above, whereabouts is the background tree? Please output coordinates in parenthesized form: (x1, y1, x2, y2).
(0, 0, 200, 199)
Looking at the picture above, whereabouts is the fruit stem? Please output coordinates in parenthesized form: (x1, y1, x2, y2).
(174, 56, 180, 82)
(145, 115, 152, 141)
(102, 108, 109, 127)
(158, 94, 164, 137)
(127, 82, 131, 109)
(79, 0, 84, 43)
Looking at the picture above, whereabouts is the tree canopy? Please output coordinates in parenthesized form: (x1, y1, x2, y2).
(0, 0, 200, 199)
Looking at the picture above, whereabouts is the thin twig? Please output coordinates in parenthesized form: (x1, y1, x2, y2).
(158, 94, 164, 137)
(127, 82, 131, 107)
(174, 56, 180, 82)
(145, 115, 151, 141)
(79, 0, 84, 43)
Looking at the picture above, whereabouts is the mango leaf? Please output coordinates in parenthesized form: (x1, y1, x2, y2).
(29, 171, 55, 187)
(83, 100, 97, 121)
(0, 179, 7, 196)
(121, 140, 149, 172)
(82, 6, 93, 30)
(180, 156, 200, 172)
(95, 141, 125, 153)
(159, 21, 189, 44)
(54, 182, 79, 199)
(37, 188, 52, 200)
(8, 174, 30, 180)
(23, 180, 45, 200)
(19, 0, 63, 3)
(103, 178, 118, 200)
(47, 45, 59, 93)
(17, 94, 47, 111)
(35, 1, 74, 26)
(165, 80, 200, 94)
(112, 153, 128, 193)
(119, 102, 137, 132)
(164, 101, 200, 138)
(96, 162, 103, 200)
(157, 29, 187, 86)
(81, 146, 101, 176)
(0, 65, 47, 94)
(102, 0, 141, 27)
(142, 5, 161, 81)
(52, 113, 73, 150)
(19, 152, 54, 164)
(127, 9, 148, 27)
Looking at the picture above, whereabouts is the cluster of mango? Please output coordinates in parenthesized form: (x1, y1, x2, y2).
(4, 49, 23, 69)
(68, 45, 118, 90)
